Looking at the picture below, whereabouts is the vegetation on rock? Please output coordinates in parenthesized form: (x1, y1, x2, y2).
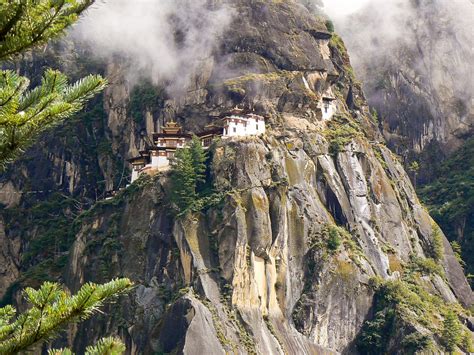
(324, 115, 363, 154)
(170, 136, 223, 215)
(419, 138, 474, 284)
(326, 224, 343, 252)
(358, 275, 471, 354)
(441, 309, 462, 353)
(128, 81, 164, 124)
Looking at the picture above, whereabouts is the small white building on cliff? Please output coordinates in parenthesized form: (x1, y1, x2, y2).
(129, 121, 191, 182)
(222, 112, 266, 137)
(128, 111, 266, 183)
(320, 88, 337, 120)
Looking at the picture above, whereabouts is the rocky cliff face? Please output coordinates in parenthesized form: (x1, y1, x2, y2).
(335, 0, 473, 182)
(0, 0, 472, 354)
(332, 0, 474, 292)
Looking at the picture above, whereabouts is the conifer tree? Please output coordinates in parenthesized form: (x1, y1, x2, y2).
(0, 0, 94, 61)
(49, 337, 125, 354)
(170, 136, 209, 213)
(0, 1, 128, 353)
(0, 0, 107, 169)
(170, 146, 198, 212)
(442, 310, 462, 353)
(0, 69, 106, 169)
(189, 135, 208, 186)
(0, 279, 132, 355)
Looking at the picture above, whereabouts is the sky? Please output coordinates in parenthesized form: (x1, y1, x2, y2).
(322, 0, 372, 18)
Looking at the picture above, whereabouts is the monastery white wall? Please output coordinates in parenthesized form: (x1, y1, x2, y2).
(322, 99, 336, 120)
(255, 117, 266, 135)
(131, 169, 140, 183)
(150, 154, 169, 169)
(223, 115, 265, 138)
(224, 117, 247, 137)
(157, 155, 170, 169)
(151, 154, 160, 167)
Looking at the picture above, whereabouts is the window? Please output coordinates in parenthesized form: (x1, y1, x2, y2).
(256, 123, 259, 130)
(233, 127, 237, 133)
(203, 137, 212, 146)
(324, 101, 330, 113)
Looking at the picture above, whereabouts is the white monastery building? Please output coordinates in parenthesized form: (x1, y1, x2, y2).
(223, 113, 266, 137)
(128, 111, 266, 183)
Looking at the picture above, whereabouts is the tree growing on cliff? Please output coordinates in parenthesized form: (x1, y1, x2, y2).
(170, 136, 209, 214)
(442, 310, 462, 353)
(190, 135, 207, 187)
(0, 279, 132, 354)
(170, 145, 199, 211)
(408, 161, 420, 189)
(0, 0, 107, 169)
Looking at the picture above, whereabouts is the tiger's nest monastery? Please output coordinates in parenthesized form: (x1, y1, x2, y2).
(128, 110, 266, 183)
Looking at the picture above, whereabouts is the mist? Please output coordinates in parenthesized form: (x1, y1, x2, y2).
(73, 0, 233, 95)
(327, 0, 473, 139)
(322, 0, 372, 17)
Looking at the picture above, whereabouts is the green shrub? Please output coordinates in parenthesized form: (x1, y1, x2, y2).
(370, 108, 379, 124)
(325, 20, 335, 33)
(411, 256, 444, 276)
(442, 310, 462, 353)
(400, 333, 432, 353)
(324, 115, 362, 155)
(450, 241, 465, 266)
(358, 310, 395, 354)
(327, 225, 342, 252)
(358, 278, 465, 354)
(461, 330, 474, 353)
(431, 223, 444, 261)
(329, 34, 346, 56)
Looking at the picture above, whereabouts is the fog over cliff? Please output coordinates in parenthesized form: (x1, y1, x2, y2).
(325, 0, 474, 157)
(73, 0, 232, 94)
(74, 0, 473, 152)
(332, 0, 473, 101)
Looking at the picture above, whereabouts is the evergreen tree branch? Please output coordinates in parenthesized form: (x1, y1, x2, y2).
(48, 336, 125, 355)
(0, 279, 132, 355)
(0, 0, 94, 61)
(0, 69, 107, 170)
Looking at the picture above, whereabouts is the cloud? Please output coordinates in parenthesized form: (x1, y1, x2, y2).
(328, 0, 473, 122)
(72, 0, 233, 95)
(322, 0, 372, 18)
(298, 0, 372, 17)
